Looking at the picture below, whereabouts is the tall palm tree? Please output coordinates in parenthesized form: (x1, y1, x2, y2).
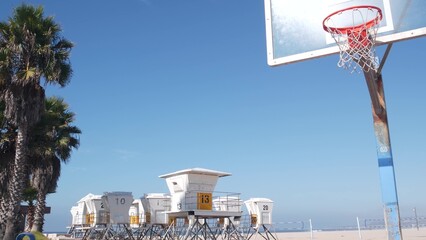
(0, 97, 80, 236)
(0, 5, 73, 239)
(29, 96, 80, 232)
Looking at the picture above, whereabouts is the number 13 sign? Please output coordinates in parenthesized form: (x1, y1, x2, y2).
(197, 192, 212, 210)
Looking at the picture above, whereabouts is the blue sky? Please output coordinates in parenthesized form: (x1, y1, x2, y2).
(1, 0, 426, 232)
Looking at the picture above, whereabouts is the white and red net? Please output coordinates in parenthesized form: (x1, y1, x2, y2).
(323, 6, 383, 73)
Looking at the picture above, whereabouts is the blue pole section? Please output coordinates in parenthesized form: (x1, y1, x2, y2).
(364, 73, 402, 240)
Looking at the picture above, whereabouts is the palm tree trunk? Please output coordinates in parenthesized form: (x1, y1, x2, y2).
(0, 152, 13, 231)
(25, 203, 35, 232)
(31, 190, 46, 232)
(0, 170, 10, 239)
(0, 195, 9, 223)
(0, 195, 9, 238)
(3, 125, 29, 240)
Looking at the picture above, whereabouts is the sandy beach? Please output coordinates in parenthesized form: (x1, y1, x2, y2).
(48, 228, 426, 240)
(270, 227, 426, 240)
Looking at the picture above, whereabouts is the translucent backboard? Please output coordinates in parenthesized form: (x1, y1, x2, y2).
(264, 0, 426, 66)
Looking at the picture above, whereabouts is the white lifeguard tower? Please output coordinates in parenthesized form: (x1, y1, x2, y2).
(70, 195, 88, 225)
(129, 197, 149, 239)
(68, 193, 108, 239)
(81, 192, 134, 240)
(68, 194, 92, 237)
(84, 194, 108, 226)
(159, 168, 243, 240)
(244, 198, 277, 240)
(80, 194, 108, 240)
(160, 168, 232, 213)
(130, 194, 171, 223)
(129, 198, 144, 229)
(102, 191, 134, 224)
(142, 193, 171, 225)
(134, 193, 171, 240)
(101, 192, 134, 239)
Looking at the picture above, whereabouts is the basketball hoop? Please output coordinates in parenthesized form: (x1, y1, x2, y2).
(323, 6, 383, 73)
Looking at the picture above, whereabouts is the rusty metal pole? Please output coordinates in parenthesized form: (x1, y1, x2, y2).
(363, 70, 403, 240)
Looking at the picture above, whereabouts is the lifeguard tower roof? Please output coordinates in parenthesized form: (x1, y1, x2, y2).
(77, 193, 97, 203)
(159, 167, 231, 179)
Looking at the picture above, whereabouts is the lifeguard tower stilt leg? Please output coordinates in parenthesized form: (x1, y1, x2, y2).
(363, 71, 402, 240)
(245, 224, 277, 240)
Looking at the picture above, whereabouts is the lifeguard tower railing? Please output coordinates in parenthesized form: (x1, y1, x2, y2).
(175, 191, 242, 212)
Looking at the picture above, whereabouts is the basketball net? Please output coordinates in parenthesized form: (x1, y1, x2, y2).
(323, 6, 382, 73)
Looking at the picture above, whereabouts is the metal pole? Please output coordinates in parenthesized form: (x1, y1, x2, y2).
(357, 217, 363, 240)
(363, 71, 403, 240)
(309, 219, 313, 240)
(413, 207, 419, 231)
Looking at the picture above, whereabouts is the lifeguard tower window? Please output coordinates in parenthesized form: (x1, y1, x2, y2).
(189, 183, 214, 191)
(172, 182, 183, 192)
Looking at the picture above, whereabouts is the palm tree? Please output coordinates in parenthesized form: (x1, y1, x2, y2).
(0, 5, 73, 239)
(0, 96, 80, 236)
(29, 96, 80, 232)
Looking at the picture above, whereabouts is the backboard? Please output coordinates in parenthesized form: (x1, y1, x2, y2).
(264, 0, 426, 66)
